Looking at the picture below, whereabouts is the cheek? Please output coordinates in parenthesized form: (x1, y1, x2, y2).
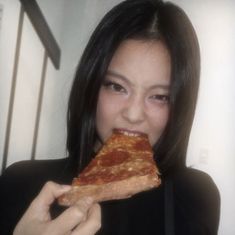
(148, 103, 169, 124)
(96, 92, 120, 120)
(96, 91, 121, 140)
(147, 106, 170, 144)
(158, 108, 169, 128)
(96, 93, 110, 128)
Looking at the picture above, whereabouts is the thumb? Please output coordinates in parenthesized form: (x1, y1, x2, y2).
(31, 181, 71, 214)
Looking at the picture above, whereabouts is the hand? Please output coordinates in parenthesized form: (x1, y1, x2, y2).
(13, 181, 101, 235)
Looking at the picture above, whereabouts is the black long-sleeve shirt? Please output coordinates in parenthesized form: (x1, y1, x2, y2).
(0, 158, 220, 235)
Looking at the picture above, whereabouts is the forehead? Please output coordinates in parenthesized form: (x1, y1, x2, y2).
(108, 39, 171, 88)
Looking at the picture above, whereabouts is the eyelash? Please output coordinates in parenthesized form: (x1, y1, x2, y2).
(102, 80, 169, 103)
(150, 94, 170, 103)
(102, 80, 126, 93)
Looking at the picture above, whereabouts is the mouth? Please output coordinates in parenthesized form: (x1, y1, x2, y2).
(113, 128, 148, 137)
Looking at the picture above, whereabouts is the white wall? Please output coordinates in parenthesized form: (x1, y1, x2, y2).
(0, 0, 22, 167)
(0, 0, 68, 166)
(0, 0, 234, 234)
(173, 1, 235, 234)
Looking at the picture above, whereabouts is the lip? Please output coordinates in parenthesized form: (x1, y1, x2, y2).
(113, 128, 148, 137)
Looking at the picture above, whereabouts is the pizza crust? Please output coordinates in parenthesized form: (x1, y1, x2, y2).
(58, 174, 161, 206)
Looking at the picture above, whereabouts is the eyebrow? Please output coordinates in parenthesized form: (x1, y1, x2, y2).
(106, 70, 130, 83)
(106, 70, 170, 91)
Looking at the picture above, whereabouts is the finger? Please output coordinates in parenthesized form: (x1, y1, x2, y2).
(72, 203, 101, 235)
(48, 197, 94, 234)
(32, 181, 71, 210)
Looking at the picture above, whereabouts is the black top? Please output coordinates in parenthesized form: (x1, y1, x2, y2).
(0, 158, 220, 235)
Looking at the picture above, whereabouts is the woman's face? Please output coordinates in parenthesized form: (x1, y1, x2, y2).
(96, 39, 171, 148)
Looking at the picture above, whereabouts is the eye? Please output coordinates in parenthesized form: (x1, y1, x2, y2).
(102, 80, 126, 93)
(150, 94, 169, 103)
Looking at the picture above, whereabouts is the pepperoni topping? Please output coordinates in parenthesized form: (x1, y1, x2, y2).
(72, 130, 159, 186)
(134, 139, 152, 152)
(99, 150, 131, 167)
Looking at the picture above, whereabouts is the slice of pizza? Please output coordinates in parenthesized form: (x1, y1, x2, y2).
(58, 129, 161, 206)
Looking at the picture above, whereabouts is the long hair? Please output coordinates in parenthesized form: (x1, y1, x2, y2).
(67, 0, 200, 175)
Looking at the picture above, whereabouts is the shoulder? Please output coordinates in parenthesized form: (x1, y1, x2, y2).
(1, 158, 69, 178)
(172, 167, 220, 201)
(171, 167, 220, 234)
(1, 158, 70, 184)
(0, 158, 72, 198)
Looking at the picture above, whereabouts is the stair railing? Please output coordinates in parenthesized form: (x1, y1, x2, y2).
(2, 0, 61, 172)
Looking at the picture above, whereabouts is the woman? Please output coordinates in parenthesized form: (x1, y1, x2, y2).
(0, 0, 220, 234)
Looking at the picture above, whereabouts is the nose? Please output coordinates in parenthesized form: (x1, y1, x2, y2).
(122, 95, 145, 124)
